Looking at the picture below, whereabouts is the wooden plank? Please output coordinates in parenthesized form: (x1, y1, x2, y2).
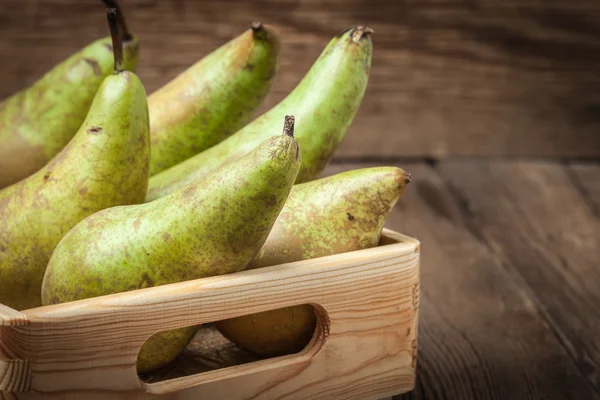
(1, 1, 600, 157)
(0, 305, 31, 394)
(570, 163, 600, 214)
(437, 161, 600, 395)
(0, 305, 28, 327)
(323, 162, 600, 399)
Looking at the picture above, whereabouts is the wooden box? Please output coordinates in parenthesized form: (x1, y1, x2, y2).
(0, 229, 420, 400)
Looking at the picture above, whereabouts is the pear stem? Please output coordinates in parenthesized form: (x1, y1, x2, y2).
(283, 115, 295, 137)
(251, 21, 263, 32)
(106, 8, 124, 73)
(101, 0, 132, 41)
(351, 26, 374, 43)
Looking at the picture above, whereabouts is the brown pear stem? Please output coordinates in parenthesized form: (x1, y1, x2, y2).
(283, 115, 295, 137)
(101, 0, 132, 41)
(106, 8, 124, 73)
(351, 26, 374, 43)
(251, 21, 263, 33)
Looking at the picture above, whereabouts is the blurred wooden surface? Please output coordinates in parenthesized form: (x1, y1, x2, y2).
(323, 161, 600, 399)
(1, 0, 599, 158)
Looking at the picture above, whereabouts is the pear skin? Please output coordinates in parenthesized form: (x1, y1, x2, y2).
(149, 22, 280, 175)
(41, 117, 301, 373)
(0, 9, 149, 311)
(216, 166, 411, 357)
(0, 2, 140, 189)
(146, 26, 373, 201)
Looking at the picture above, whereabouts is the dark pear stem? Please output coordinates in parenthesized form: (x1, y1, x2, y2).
(101, 0, 132, 41)
(106, 8, 124, 73)
(351, 26, 374, 43)
(251, 21, 263, 32)
(405, 172, 412, 184)
(251, 22, 270, 42)
(283, 115, 295, 137)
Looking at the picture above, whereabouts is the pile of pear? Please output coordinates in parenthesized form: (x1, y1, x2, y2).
(0, 3, 411, 374)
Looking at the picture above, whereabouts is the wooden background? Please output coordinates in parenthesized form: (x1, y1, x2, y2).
(1, 0, 599, 159)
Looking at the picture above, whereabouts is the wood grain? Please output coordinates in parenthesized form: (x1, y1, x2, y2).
(0, 306, 30, 394)
(323, 162, 600, 400)
(437, 161, 600, 395)
(570, 163, 600, 214)
(1, 0, 599, 157)
(0, 231, 419, 399)
(0, 306, 27, 327)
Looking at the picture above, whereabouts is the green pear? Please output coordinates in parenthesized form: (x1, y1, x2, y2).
(41, 116, 301, 373)
(146, 26, 373, 201)
(149, 22, 280, 175)
(0, 0, 140, 189)
(0, 8, 150, 311)
(216, 166, 411, 357)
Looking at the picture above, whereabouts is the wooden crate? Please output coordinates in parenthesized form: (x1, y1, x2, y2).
(0, 229, 420, 400)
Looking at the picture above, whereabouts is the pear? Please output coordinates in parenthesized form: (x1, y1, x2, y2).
(146, 26, 373, 201)
(149, 22, 280, 175)
(0, 0, 140, 189)
(0, 8, 150, 311)
(41, 116, 301, 373)
(216, 166, 411, 357)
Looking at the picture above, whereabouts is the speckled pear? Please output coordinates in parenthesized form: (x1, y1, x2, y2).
(216, 166, 411, 356)
(41, 116, 301, 373)
(149, 22, 280, 175)
(0, 9, 150, 311)
(0, 0, 140, 188)
(146, 26, 373, 201)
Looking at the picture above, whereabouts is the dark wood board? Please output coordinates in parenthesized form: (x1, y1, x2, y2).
(570, 163, 600, 215)
(436, 161, 600, 395)
(323, 162, 600, 400)
(1, 0, 600, 157)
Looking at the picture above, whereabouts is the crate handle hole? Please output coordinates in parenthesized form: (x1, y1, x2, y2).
(139, 303, 329, 388)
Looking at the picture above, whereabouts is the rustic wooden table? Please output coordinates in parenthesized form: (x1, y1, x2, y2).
(322, 161, 600, 400)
